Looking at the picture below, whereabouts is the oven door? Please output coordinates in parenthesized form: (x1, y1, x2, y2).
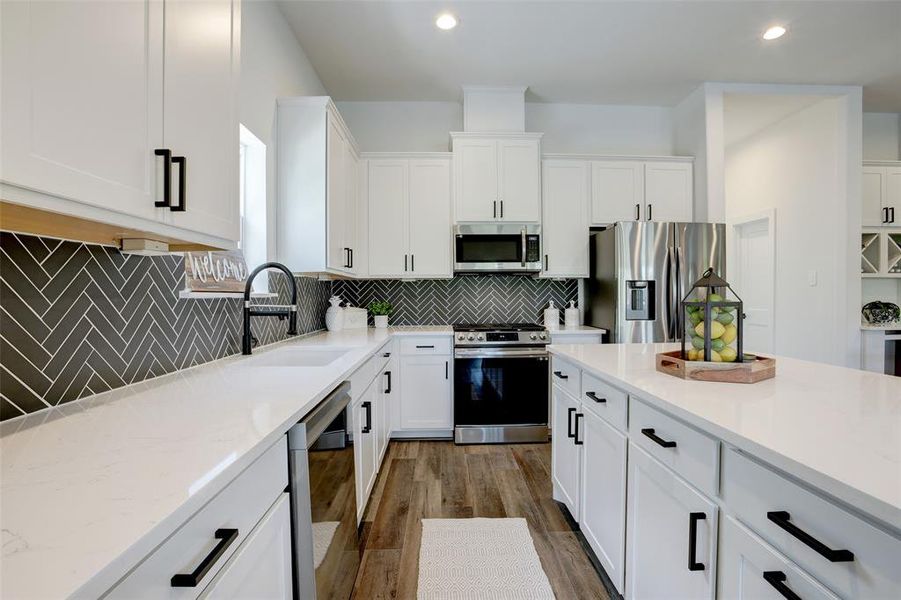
(454, 224, 541, 273)
(454, 347, 550, 428)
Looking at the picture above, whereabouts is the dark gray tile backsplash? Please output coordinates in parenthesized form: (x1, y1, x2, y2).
(0, 232, 330, 421)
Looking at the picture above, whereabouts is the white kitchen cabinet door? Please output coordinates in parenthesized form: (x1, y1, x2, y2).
(498, 139, 541, 222)
(580, 409, 627, 594)
(454, 138, 498, 222)
(377, 367, 392, 464)
(344, 146, 360, 273)
(368, 160, 409, 277)
(353, 389, 378, 518)
(399, 355, 451, 429)
(718, 516, 839, 600)
(551, 386, 581, 520)
(200, 494, 292, 600)
(409, 159, 452, 277)
(644, 161, 693, 222)
(162, 0, 240, 242)
(886, 166, 901, 225)
(0, 0, 163, 220)
(542, 160, 590, 277)
(626, 443, 717, 600)
(326, 115, 348, 272)
(862, 167, 886, 226)
(591, 161, 644, 224)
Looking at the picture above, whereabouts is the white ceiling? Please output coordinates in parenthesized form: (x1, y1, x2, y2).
(277, 0, 901, 111)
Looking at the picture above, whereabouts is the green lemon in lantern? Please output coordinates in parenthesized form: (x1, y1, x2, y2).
(711, 339, 725, 352)
(691, 336, 705, 350)
(709, 293, 724, 302)
(689, 311, 702, 325)
(716, 312, 734, 325)
(695, 320, 725, 340)
(721, 323, 737, 344)
(720, 347, 738, 362)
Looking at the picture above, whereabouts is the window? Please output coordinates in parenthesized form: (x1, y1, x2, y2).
(239, 124, 267, 291)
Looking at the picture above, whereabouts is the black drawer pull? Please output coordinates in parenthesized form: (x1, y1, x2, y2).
(553, 370, 568, 380)
(171, 528, 239, 587)
(384, 370, 391, 394)
(170, 156, 186, 211)
(763, 571, 801, 600)
(566, 407, 576, 438)
(642, 427, 676, 448)
(154, 148, 172, 207)
(383, 352, 391, 358)
(586, 391, 606, 403)
(361, 401, 372, 433)
(416, 345, 435, 349)
(767, 511, 854, 562)
(688, 512, 705, 571)
(574, 413, 584, 445)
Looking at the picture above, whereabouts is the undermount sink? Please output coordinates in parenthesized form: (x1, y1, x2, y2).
(250, 347, 351, 368)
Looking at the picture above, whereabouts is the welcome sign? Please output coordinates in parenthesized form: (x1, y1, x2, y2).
(184, 250, 249, 293)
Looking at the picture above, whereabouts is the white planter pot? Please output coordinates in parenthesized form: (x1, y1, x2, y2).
(374, 315, 389, 329)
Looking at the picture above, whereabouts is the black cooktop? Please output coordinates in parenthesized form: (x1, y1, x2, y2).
(452, 323, 545, 332)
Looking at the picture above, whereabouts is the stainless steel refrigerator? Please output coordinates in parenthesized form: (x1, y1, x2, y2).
(586, 222, 726, 343)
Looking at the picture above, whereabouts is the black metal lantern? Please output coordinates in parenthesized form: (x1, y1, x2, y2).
(681, 268, 744, 363)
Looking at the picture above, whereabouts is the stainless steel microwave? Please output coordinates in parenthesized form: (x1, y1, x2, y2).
(454, 224, 541, 273)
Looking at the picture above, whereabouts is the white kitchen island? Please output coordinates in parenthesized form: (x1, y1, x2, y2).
(549, 342, 901, 600)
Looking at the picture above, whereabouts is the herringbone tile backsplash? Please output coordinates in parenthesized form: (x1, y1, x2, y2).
(0, 232, 330, 421)
(333, 277, 578, 326)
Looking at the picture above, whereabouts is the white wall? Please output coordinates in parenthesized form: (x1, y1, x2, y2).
(725, 98, 850, 365)
(239, 0, 327, 261)
(863, 112, 901, 160)
(336, 100, 676, 155)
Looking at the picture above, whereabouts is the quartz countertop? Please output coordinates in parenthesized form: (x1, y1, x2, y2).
(548, 343, 901, 531)
(548, 326, 607, 335)
(0, 326, 450, 599)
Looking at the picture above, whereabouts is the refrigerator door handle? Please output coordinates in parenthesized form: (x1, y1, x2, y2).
(674, 245, 684, 338)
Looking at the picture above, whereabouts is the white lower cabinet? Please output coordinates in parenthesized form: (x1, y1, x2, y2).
(579, 409, 627, 594)
(719, 516, 839, 600)
(353, 381, 379, 520)
(398, 354, 452, 430)
(200, 494, 293, 599)
(551, 385, 581, 519)
(626, 442, 717, 600)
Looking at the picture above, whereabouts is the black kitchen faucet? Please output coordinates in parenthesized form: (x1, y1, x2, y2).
(242, 262, 298, 355)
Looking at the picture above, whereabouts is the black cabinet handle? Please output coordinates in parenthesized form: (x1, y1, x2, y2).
(154, 148, 172, 208)
(641, 427, 676, 448)
(688, 512, 705, 571)
(361, 401, 372, 433)
(883, 207, 889, 223)
(553, 370, 568, 380)
(384, 370, 391, 394)
(635, 203, 640, 221)
(493, 200, 497, 218)
(544, 254, 549, 270)
(171, 528, 239, 587)
(404, 254, 408, 272)
(574, 413, 584, 445)
(566, 407, 576, 438)
(383, 352, 391, 358)
(891, 207, 896, 223)
(500, 200, 504, 218)
(416, 345, 435, 349)
(767, 511, 854, 562)
(647, 203, 653, 221)
(349, 248, 354, 269)
(445, 360, 449, 379)
(763, 571, 801, 600)
(586, 391, 606, 403)
(170, 156, 186, 212)
(411, 253, 414, 272)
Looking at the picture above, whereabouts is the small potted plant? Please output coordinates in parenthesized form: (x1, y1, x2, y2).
(368, 300, 392, 329)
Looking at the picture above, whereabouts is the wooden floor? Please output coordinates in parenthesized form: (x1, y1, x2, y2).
(350, 441, 610, 600)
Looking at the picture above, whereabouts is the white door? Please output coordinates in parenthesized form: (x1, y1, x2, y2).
(718, 516, 840, 600)
(626, 443, 717, 600)
(326, 115, 348, 272)
(0, 0, 163, 219)
(591, 161, 645, 224)
(580, 409, 627, 594)
(730, 214, 775, 354)
(542, 160, 590, 277)
(200, 494, 293, 600)
(644, 161, 693, 222)
(163, 0, 240, 242)
(367, 160, 409, 277)
(886, 166, 901, 225)
(409, 159, 452, 277)
(498, 139, 541, 222)
(344, 146, 359, 273)
(862, 167, 887, 226)
(399, 355, 451, 429)
(454, 138, 497, 222)
(551, 387, 581, 519)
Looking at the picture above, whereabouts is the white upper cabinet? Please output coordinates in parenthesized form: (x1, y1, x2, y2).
(1, 0, 241, 247)
(0, 0, 163, 220)
(591, 158, 693, 225)
(277, 98, 360, 275)
(366, 154, 452, 279)
(452, 133, 542, 223)
(542, 160, 590, 278)
(863, 163, 900, 226)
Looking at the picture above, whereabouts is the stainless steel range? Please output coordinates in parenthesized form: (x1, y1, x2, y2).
(453, 323, 550, 444)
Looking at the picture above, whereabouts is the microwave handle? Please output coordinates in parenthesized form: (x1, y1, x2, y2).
(521, 229, 527, 267)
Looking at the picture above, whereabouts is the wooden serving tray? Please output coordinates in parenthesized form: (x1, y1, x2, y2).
(656, 350, 776, 383)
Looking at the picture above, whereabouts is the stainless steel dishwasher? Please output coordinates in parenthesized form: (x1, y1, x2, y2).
(287, 382, 359, 600)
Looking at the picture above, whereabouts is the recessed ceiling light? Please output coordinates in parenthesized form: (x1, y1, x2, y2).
(762, 25, 787, 40)
(435, 13, 457, 30)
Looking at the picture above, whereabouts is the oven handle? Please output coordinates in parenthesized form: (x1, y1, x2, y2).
(454, 348, 549, 359)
